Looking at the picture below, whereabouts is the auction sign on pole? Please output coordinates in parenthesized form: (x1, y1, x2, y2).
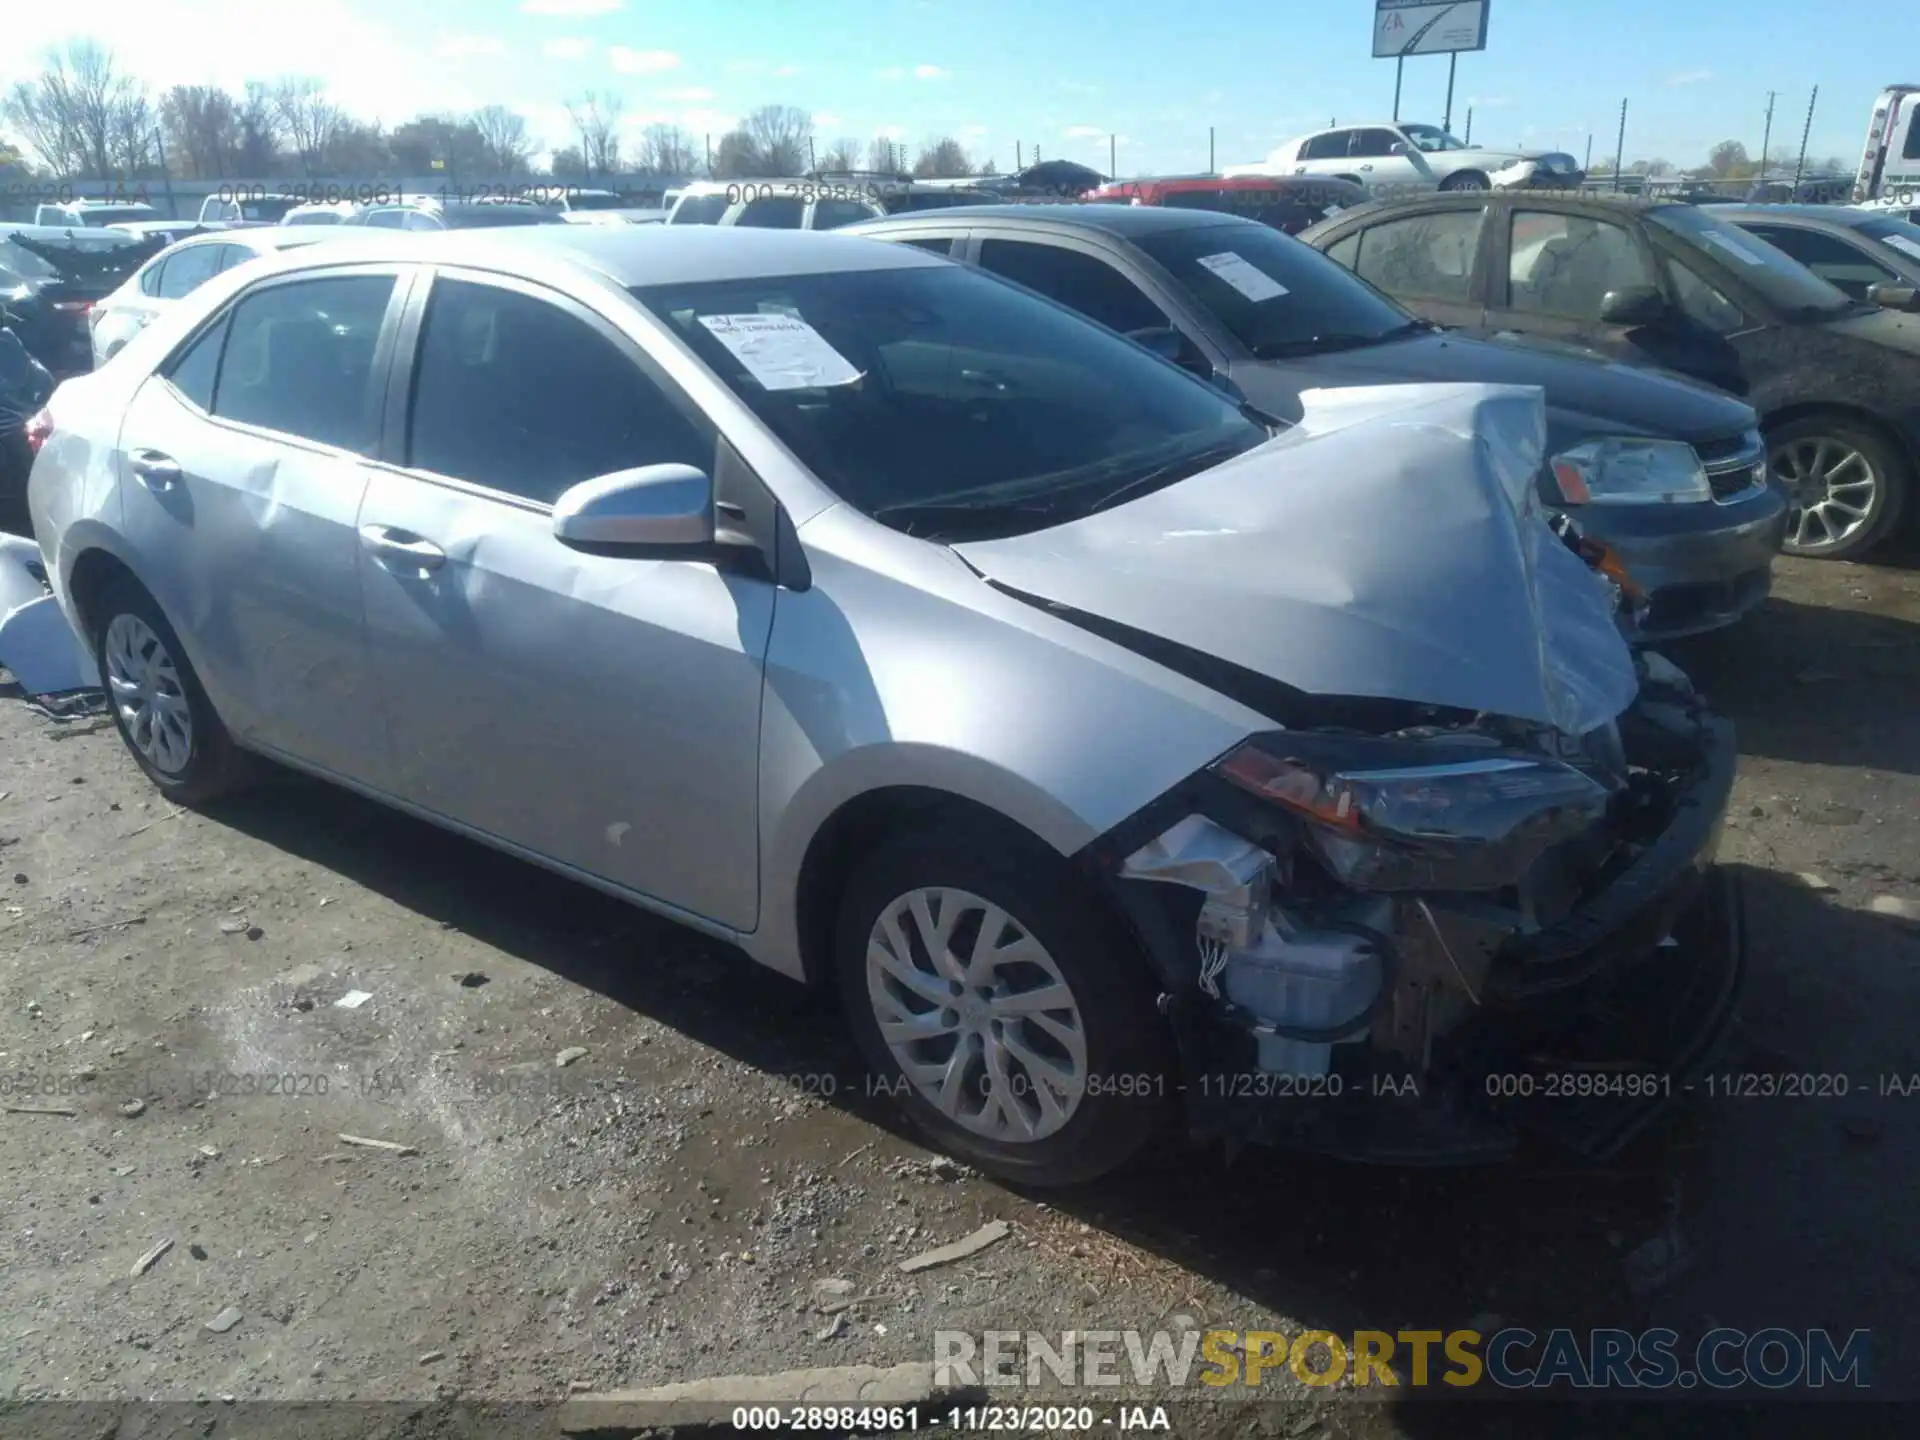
(1373, 0, 1491, 58)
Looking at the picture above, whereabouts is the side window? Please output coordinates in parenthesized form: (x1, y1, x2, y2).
(670, 193, 730, 225)
(1351, 129, 1401, 158)
(155, 245, 227, 300)
(211, 275, 395, 453)
(1302, 131, 1350, 162)
(1506, 211, 1654, 321)
(213, 244, 254, 273)
(737, 195, 806, 228)
(1323, 233, 1360, 270)
(407, 279, 711, 505)
(363, 209, 406, 229)
(898, 236, 955, 256)
(1664, 258, 1746, 334)
(812, 198, 881, 231)
(1905, 113, 1920, 161)
(162, 313, 231, 411)
(1353, 209, 1484, 304)
(1740, 225, 1895, 301)
(976, 240, 1168, 335)
(139, 259, 166, 297)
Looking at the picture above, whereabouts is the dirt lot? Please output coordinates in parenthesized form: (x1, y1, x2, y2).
(2, 528, 1919, 1435)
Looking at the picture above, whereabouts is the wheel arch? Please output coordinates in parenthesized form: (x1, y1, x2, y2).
(1761, 401, 1916, 470)
(64, 544, 144, 644)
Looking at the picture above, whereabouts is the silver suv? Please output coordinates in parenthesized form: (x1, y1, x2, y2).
(666, 179, 885, 230)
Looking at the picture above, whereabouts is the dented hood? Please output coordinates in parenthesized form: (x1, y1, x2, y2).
(954, 383, 1640, 737)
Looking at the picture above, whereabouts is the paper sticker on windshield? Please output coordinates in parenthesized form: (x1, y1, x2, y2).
(1322, 204, 1346, 218)
(1880, 233, 1920, 263)
(698, 313, 862, 390)
(1702, 232, 1767, 267)
(1196, 251, 1289, 302)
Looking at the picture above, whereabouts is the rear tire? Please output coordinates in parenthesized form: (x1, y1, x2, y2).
(1766, 414, 1909, 559)
(90, 576, 255, 804)
(834, 823, 1175, 1186)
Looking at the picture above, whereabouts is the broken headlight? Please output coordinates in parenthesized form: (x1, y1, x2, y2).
(1214, 734, 1613, 892)
(1550, 438, 1712, 506)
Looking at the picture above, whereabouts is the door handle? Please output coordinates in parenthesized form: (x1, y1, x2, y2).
(1360, 163, 1375, 171)
(128, 450, 181, 489)
(359, 524, 447, 571)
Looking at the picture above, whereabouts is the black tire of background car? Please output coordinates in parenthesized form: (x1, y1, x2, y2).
(834, 822, 1177, 1186)
(90, 576, 257, 805)
(1766, 413, 1910, 561)
(1440, 171, 1492, 192)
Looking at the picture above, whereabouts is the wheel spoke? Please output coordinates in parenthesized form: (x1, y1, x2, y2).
(987, 982, 1074, 1018)
(869, 942, 956, 1009)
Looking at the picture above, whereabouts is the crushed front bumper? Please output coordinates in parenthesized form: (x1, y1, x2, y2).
(1119, 693, 1744, 1166)
(1578, 485, 1788, 641)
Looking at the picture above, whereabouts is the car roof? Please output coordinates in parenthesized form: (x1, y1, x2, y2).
(250, 223, 947, 288)
(1321, 191, 1667, 226)
(850, 202, 1248, 237)
(1711, 204, 1881, 229)
(1094, 174, 1343, 194)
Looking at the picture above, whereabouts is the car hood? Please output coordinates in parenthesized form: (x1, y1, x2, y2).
(1227, 329, 1754, 448)
(954, 383, 1639, 737)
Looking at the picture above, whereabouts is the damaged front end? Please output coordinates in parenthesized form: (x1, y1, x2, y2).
(1089, 653, 1742, 1165)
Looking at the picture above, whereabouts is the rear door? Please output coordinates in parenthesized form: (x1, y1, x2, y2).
(354, 268, 775, 929)
(113, 265, 409, 776)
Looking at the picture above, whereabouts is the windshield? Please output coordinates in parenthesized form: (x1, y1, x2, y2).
(1861, 215, 1920, 259)
(1135, 220, 1418, 358)
(284, 210, 345, 225)
(1648, 205, 1856, 316)
(1401, 124, 1468, 153)
(567, 192, 627, 210)
(241, 198, 299, 222)
(631, 264, 1265, 539)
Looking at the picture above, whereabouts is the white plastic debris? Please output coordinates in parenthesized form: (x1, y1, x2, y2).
(334, 990, 373, 1010)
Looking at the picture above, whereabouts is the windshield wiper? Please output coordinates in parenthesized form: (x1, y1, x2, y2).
(1246, 319, 1429, 359)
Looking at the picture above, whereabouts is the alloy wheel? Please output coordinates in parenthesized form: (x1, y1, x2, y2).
(865, 886, 1088, 1142)
(103, 612, 194, 774)
(1771, 435, 1879, 552)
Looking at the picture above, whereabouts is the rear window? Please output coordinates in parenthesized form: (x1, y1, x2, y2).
(239, 198, 299, 223)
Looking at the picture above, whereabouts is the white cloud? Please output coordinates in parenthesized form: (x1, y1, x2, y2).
(610, 47, 683, 74)
(1665, 69, 1713, 86)
(677, 108, 740, 136)
(1064, 125, 1105, 139)
(877, 124, 907, 141)
(519, 0, 625, 15)
(726, 58, 801, 76)
(659, 86, 714, 101)
(543, 37, 593, 60)
(814, 112, 845, 130)
(914, 64, 947, 80)
(436, 34, 506, 60)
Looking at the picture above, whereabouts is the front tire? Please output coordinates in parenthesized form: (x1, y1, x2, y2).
(834, 824, 1175, 1186)
(91, 576, 255, 804)
(1440, 170, 1491, 192)
(1767, 414, 1908, 559)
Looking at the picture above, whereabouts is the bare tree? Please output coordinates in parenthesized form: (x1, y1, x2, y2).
(866, 136, 904, 175)
(816, 138, 860, 173)
(107, 89, 157, 175)
(471, 104, 532, 175)
(548, 144, 586, 179)
(389, 116, 486, 178)
(161, 85, 237, 178)
(635, 122, 697, 177)
(1706, 139, 1751, 178)
(743, 104, 811, 176)
(329, 119, 390, 176)
(912, 137, 971, 178)
(274, 77, 344, 177)
(3, 39, 142, 177)
(236, 82, 281, 176)
(567, 90, 623, 180)
(711, 129, 758, 179)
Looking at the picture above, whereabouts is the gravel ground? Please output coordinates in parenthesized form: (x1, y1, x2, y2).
(2, 529, 1918, 1436)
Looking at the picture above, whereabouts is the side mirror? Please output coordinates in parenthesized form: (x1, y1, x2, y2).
(1598, 285, 1669, 326)
(1867, 280, 1920, 313)
(552, 464, 714, 551)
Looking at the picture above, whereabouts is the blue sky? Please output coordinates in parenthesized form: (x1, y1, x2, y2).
(0, 0, 1888, 175)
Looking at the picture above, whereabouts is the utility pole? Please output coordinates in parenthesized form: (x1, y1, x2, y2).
(1760, 90, 1777, 185)
(807, 135, 816, 174)
(1109, 132, 1116, 179)
(1613, 97, 1628, 192)
(1464, 107, 1474, 145)
(704, 133, 711, 176)
(1209, 125, 1215, 175)
(1016, 140, 1023, 169)
(1585, 134, 1593, 174)
(1443, 53, 1458, 134)
(151, 126, 178, 219)
(1392, 56, 1404, 122)
(1793, 86, 1818, 191)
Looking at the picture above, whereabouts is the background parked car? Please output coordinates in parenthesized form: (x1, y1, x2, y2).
(342, 199, 565, 230)
(1302, 191, 1920, 558)
(849, 204, 1781, 640)
(196, 193, 304, 227)
(89, 228, 332, 368)
(282, 201, 365, 226)
(1086, 174, 1369, 235)
(665, 180, 886, 229)
(1230, 122, 1582, 196)
(106, 220, 209, 246)
(0, 226, 165, 376)
(1715, 204, 1920, 307)
(32, 199, 162, 229)
(0, 324, 54, 503)
(537, 188, 669, 224)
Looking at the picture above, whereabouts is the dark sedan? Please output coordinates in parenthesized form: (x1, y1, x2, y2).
(847, 204, 1784, 641)
(1301, 192, 1920, 559)
(0, 226, 166, 378)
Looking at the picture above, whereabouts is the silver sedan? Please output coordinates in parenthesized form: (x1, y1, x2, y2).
(20, 226, 1742, 1181)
